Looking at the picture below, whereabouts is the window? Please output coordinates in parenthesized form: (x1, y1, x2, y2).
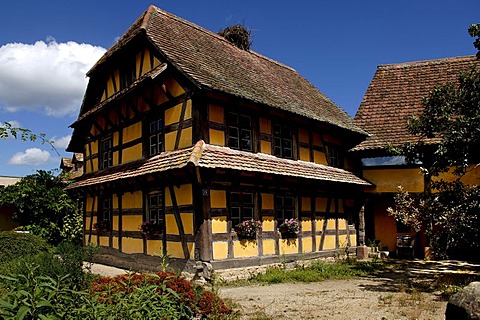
(147, 191, 164, 227)
(327, 146, 340, 167)
(120, 58, 136, 90)
(230, 192, 254, 227)
(273, 124, 293, 159)
(99, 196, 112, 222)
(227, 112, 252, 151)
(148, 118, 164, 156)
(275, 196, 295, 225)
(100, 137, 113, 169)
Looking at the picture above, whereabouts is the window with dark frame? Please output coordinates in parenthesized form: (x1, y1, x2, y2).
(148, 118, 164, 156)
(273, 124, 293, 159)
(120, 58, 136, 90)
(147, 191, 164, 228)
(99, 196, 112, 222)
(275, 195, 295, 225)
(230, 192, 254, 227)
(227, 112, 252, 151)
(100, 137, 113, 169)
(327, 146, 340, 168)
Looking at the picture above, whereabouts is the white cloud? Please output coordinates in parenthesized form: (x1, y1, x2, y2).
(8, 148, 52, 166)
(0, 39, 106, 117)
(52, 134, 71, 149)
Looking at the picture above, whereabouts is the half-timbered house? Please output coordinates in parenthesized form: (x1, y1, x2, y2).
(352, 55, 479, 255)
(67, 5, 370, 271)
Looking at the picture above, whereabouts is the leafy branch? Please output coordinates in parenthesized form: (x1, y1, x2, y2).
(0, 121, 59, 156)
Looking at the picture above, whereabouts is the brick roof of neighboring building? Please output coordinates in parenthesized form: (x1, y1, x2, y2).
(85, 5, 365, 135)
(67, 141, 370, 189)
(352, 55, 478, 153)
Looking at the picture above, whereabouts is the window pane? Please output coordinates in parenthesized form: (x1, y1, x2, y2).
(231, 207, 241, 219)
(149, 194, 157, 206)
(227, 113, 238, 126)
(243, 193, 253, 204)
(285, 210, 295, 220)
(285, 197, 294, 208)
(239, 115, 251, 127)
(229, 136, 239, 149)
(242, 208, 253, 220)
(150, 121, 157, 133)
(231, 192, 241, 204)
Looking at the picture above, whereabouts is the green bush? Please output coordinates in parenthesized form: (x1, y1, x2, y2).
(0, 232, 50, 265)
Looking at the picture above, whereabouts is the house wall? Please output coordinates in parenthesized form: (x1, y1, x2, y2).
(206, 103, 347, 168)
(209, 187, 356, 261)
(84, 182, 195, 260)
(0, 207, 19, 231)
(363, 167, 424, 193)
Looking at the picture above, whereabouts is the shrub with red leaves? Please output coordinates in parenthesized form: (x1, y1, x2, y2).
(90, 271, 233, 317)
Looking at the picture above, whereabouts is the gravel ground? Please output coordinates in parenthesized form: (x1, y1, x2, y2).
(85, 259, 480, 320)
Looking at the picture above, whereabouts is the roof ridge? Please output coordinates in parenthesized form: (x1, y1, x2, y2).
(150, 5, 296, 72)
(377, 55, 477, 70)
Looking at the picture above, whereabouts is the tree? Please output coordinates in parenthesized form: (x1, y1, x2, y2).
(469, 23, 480, 58)
(388, 42, 480, 259)
(0, 170, 83, 245)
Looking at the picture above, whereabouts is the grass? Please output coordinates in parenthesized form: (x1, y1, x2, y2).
(233, 259, 388, 285)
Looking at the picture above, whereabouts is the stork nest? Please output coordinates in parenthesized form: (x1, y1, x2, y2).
(218, 24, 252, 50)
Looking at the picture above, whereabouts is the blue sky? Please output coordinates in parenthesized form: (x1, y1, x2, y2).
(0, 0, 478, 177)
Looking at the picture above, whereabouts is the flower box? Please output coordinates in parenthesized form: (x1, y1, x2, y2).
(278, 218, 300, 239)
(234, 219, 261, 240)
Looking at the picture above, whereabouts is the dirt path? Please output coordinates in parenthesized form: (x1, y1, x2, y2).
(219, 260, 480, 320)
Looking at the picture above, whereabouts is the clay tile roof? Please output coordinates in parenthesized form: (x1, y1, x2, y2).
(86, 5, 365, 135)
(60, 157, 73, 169)
(67, 141, 370, 189)
(352, 55, 478, 152)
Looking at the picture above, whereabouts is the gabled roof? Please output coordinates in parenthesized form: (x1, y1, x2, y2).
(352, 55, 478, 153)
(85, 5, 365, 135)
(66, 140, 370, 189)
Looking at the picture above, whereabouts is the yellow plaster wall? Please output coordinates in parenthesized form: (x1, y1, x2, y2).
(323, 235, 336, 250)
(301, 218, 311, 231)
(165, 103, 183, 126)
(363, 168, 424, 193)
(112, 216, 119, 231)
(123, 122, 142, 144)
(212, 241, 228, 260)
(113, 132, 119, 147)
(99, 236, 109, 247)
(315, 235, 321, 251)
(165, 77, 185, 97)
(301, 197, 311, 211)
(212, 216, 227, 233)
(260, 141, 271, 154)
(165, 214, 179, 235)
(178, 127, 192, 149)
(338, 235, 348, 248)
(209, 104, 224, 124)
(279, 239, 298, 255)
(374, 209, 401, 251)
(122, 144, 142, 163)
(315, 198, 327, 212)
(338, 219, 346, 230)
(350, 233, 357, 247)
(302, 237, 313, 253)
(209, 129, 225, 146)
(167, 241, 194, 259)
(166, 184, 193, 206)
(147, 240, 163, 256)
(262, 217, 274, 232)
(327, 219, 336, 229)
(337, 201, 344, 213)
(312, 133, 323, 146)
(299, 148, 310, 161)
(315, 218, 324, 231)
(298, 129, 309, 143)
(122, 215, 142, 232)
(141, 49, 151, 77)
(112, 237, 119, 249)
(181, 213, 194, 235)
(436, 165, 480, 185)
(263, 239, 276, 255)
(210, 190, 227, 208)
(233, 240, 258, 258)
(314, 151, 328, 165)
(85, 234, 97, 246)
(323, 135, 341, 145)
(165, 131, 177, 151)
(259, 118, 271, 134)
(122, 191, 143, 209)
(261, 193, 274, 210)
(113, 151, 119, 167)
(154, 85, 169, 106)
(106, 75, 115, 99)
(122, 238, 143, 254)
